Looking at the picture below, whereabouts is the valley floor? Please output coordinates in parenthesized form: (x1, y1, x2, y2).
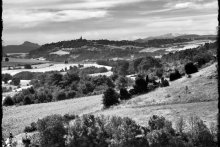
(2, 62, 218, 138)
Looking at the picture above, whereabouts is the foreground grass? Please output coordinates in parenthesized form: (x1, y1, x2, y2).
(2, 63, 218, 138)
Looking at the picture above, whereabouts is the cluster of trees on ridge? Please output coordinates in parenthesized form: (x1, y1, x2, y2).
(28, 38, 192, 61)
(5, 113, 217, 147)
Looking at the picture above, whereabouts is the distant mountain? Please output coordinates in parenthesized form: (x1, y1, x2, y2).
(3, 41, 40, 54)
(135, 33, 216, 43)
(135, 33, 183, 43)
(175, 34, 216, 40)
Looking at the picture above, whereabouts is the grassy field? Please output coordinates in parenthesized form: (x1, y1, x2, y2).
(2, 57, 49, 67)
(2, 63, 218, 138)
(2, 62, 112, 76)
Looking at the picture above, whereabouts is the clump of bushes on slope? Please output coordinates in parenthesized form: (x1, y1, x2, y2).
(170, 69, 182, 81)
(102, 87, 120, 108)
(24, 64, 32, 69)
(185, 62, 198, 75)
(24, 122, 37, 133)
(120, 88, 131, 100)
(27, 114, 217, 147)
(8, 71, 115, 106)
(2, 73, 12, 84)
(3, 96, 14, 106)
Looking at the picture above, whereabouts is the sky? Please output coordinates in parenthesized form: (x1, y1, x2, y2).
(2, 0, 218, 45)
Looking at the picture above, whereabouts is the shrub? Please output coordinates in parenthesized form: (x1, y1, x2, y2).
(24, 64, 32, 69)
(3, 96, 14, 106)
(22, 137, 31, 146)
(11, 77, 20, 86)
(187, 114, 215, 147)
(102, 88, 119, 108)
(133, 77, 148, 94)
(63, 114, 78, 122)
(115, 76, 129, 89)
(67, 115, 149, 147)
(175, 116, 186, 134)
(23, 96, 32, 105)
(184, 62, 198, 75)
(37, 114, 66, 147)
(5, 57, 9, 62)
(53, 90, 67, 101)
(193, 53, 213, 68)
(66, 90, 76, 99)
(147, 129, 170, 146)
(24, 122, 37, 133)
(148, 115, 174, 134)
(170, 69, 182, 81)
(2, 73, 12, 84)
(160, 77, 169, 87)
(129, 88, 137, 96)
(120, 88, 131, 100)
(156, 68, 164, 79)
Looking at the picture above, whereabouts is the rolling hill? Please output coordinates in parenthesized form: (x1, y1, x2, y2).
(2, 62, 217, 138)
(3, 41, 40, 54)
(135, 33, 216, 43)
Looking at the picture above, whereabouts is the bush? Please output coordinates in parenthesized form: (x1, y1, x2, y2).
(24, 122, 37, 133)
(170, 69, 182, 81)
(185, 62, 198, 75)
(24, 64, 32, 69)
(5, 57, 9, 62)
(11, 77, 20, 86)
(115, 76, 129, 89)
(53, 90, 67, 101)
(67, 115, 149, 147)
(37, 114, 66, 147)
(187, 114, 215, 147)
(193, 53, 213, 68)
(133, 77, 148, 94)
(156, 68, 164, 79)
(120, 88, 131, 100)
(23, 95, 32, 105)
(160, 77, 169, 87)
(63, 114, 78, 122)
(102, 88, 119, 108)
(3, 96, 14, 106)
(2, 73, 12, 84)
(66, 90, 76, 99)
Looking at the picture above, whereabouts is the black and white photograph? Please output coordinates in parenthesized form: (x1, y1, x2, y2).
(2, 0, 218, 146)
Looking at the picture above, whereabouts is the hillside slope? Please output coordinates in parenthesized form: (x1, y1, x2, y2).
(2, 62, 218, 137)
(3, 41, 40, 54)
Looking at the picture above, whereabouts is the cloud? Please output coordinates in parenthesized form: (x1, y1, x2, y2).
(3, 9, 108, 28)
(2, 0, 218, 45)
(165, 1, 217, 10)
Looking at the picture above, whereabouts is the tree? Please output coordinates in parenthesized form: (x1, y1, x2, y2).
(11, 77, 20, 86)
(2, 73, 12, 84)
(156, 68, 164, 79)
(185, 62, 198, 75)
(133, 77, 148, 94)
(103, 88, 119, 108)
(5, 57, 9, 62)
(53, 90, 67, 101)
(116, 76, 128, 89)
(120, 88, 131, 100)
(47, 72, 63, 86)
(37, 114, 66, 147)
(24, 64, 32, 69)
(169, 69, 182, 81)
(23, 96, 32, 105)
(3, 96, 14, 106)
(61, 72, 80, 88)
